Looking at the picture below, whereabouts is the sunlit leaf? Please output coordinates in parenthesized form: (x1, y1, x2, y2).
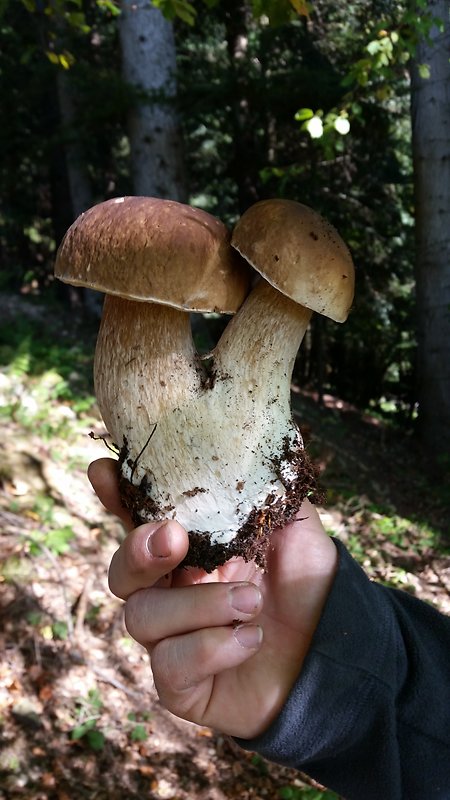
(289, 0, 311, 17)
(59, 53, 71, 70)
(96, 0, 121, 16)
(418, 63, 431, 79)
(367, 39, 381, 55)
(46, 51, 60, 65)
(294, 107, 314, 122)
(152, 0, 197, 24)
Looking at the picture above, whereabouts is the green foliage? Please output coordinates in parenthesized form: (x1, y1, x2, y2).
(250, 0, 306, 26)
(152, 0, 310, 27)
(70, 688, 106, 751)
(129, 723, 149, 742)
(0, 313, 94, 399)
(28, 524, 74, 556)
(96, 0, 121, 17)
(52, 620, 69, 639)
(126, 710, 152, 743)
(152, 0, 221, 26)
(369, 511, 446, 556)
(71, 720, 106, 750)
(19, 494, 76, 557)
(342, 4, 441, 98)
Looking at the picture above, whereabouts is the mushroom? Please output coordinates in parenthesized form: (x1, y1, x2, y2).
(55, 196, 354, 573)
(201, 198, 355, 565)
(55, 196, 250, 543)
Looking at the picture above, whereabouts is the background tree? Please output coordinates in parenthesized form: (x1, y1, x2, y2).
(411, 0, 450, 460)
(119, 0, 186, 199)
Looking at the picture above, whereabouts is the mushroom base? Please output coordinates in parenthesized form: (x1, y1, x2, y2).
(183, 451, 322, 571)
(117, 441, 323, 572)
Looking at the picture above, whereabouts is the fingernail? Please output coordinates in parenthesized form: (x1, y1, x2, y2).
(229, 584, 261, 615)
(234, 624, 263, 650)
(146, 523, 172, 558)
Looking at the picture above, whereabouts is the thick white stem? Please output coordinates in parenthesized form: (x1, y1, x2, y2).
(94, 294, 202, 457)
(213, 278, 312, 405)
(95, 284, 313, 550)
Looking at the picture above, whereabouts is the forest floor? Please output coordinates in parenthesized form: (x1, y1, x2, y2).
(1, 294, 449, 800)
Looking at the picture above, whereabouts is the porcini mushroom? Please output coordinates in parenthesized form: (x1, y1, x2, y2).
(196, 198, 355, 567)
(55, 196, 354, 572)
(55, 196, 250, 546)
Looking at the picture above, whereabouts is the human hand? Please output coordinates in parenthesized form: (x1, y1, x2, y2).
(88, 457, 338, 740)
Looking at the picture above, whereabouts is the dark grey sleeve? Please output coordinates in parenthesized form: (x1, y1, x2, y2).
(234, 540, 450, 800)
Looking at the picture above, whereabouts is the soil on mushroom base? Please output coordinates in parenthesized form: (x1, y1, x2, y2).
(117, 434, 323, 572)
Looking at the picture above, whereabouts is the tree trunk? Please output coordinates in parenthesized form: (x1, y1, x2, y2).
(411, 0, 450, 460)
(119, 0, 186, 200)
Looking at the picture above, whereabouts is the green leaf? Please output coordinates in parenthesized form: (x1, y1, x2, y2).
(44, 526, 74, 555)
(96, 0, 121, 16)
(152, 0, 197, 24)
(418, 63, 431, 79)
(173, 4, 196, 25)
(289, 0, 311, 16)
(130, 724, 148, 742)
(86, 729, 105, 750)
(46, 51, 60, 65)
(52, 621, 69, 640)
(87, 688, 103, 710)
(71, 719, 96, 740)
(294, 107, 314, 122)
(366, 39, 381, 55)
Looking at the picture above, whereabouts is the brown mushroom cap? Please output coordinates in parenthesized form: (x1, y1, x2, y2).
(55, 196, 251, 314)
(231, 199, 355, 323)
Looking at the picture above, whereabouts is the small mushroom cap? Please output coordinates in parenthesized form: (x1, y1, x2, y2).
(231, 199, 355, 323)
(55, 196, 251, 314)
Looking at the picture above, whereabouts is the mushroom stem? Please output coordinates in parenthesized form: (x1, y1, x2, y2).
(213, 279, 312, 403)
(94, 294, 203, 458)
(92, 284, 316, 563)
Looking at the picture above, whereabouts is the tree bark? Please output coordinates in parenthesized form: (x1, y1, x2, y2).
(410, 0, 450, 459)
(119, 0, 186, 200)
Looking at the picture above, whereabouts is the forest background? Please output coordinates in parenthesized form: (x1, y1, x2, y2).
(0, 1, 449, 799)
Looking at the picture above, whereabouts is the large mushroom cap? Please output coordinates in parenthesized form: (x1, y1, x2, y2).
(55, 196, 251, 314)
(231, 198, 355, 323)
